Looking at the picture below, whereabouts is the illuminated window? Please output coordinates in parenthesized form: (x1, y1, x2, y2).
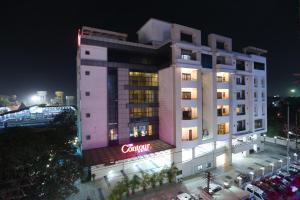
(216, 72, 229, 83)
(218, 123, 229, 135)
(236, 104, 246, 115)
(129, 107, 158, 119)
(130, 124, 155, 138)
(129, 72, 158, 86)
(182, 73, 191, 80)
(129, 90, 157, 104)
(133, 127, 138, 137)
(182, 92, 191, 99)
(109, 128, 118, 141)
(217, 89, 229, 99)
(217, 105, 229, 116)
(147, 125, 153, 135)
(255, 119, 263, 129)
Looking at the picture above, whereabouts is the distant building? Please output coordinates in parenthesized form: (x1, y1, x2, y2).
(36, 91, 48, 104)
(0, 105, 76, 129)
(50, 91, 65, 106)
(66, 96, 75, 106)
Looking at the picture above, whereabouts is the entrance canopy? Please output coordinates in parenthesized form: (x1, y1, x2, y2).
(83, 139, 174, 166)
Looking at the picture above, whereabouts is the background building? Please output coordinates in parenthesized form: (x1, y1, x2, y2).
(77, 19, 267, 181)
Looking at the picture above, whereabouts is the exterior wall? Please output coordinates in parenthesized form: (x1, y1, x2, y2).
(118, 68, 130, 144)
(80, 65, 108, 149)
(137, 19, 172, 45)
(159, 67, 175, 146)
(79, 45, 108, 150)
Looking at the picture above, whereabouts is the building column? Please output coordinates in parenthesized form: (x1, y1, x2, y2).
(118, 68, 130, 144)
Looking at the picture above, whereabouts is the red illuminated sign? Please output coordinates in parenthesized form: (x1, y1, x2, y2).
(77, 29, 81, 47)
(121, 143, 151, 154)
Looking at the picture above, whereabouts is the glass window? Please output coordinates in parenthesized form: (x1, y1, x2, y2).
(202, 54, 212, 68)
(218, 123, 229, 135)
(236, 60, 245, 71)
(255, 119, 263, 129)
(216, 41, 225, 49)
(182, 92, 192, 99)
(180, 32, 193, 43)
(254, 62, 265, 70)
(130, 124, 155, 138)
(182, 73, 191, 80)
(129, 72, 158, 86)
(237, 120, 246, 132)
(109, 128, 118, 141)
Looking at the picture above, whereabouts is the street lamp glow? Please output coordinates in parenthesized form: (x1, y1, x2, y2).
(30, 95, 40, 103)
(290, 89, 296, 93)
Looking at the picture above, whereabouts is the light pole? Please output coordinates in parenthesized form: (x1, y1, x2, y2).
(287, 102, 290, 171)
(237, 176, 242, 188)
(279, 159, 283, 169)
(274, 136, 277, 144)
(270, 163, 274, 174)
(263, 134, 266, 143)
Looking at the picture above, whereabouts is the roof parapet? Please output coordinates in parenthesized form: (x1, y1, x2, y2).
(81, 26, 127, 41)
(242, 46, 267, 56)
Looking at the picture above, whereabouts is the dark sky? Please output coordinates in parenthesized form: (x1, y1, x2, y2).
(1, 0, 299, 101)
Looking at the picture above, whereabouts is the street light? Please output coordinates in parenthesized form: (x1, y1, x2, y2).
(290, 89, 296, 93)
(279, 159, 283, 169)
(270, 163, 274, 174)
(30, 95, 40, 104)
(294, 153, 298, 163)
(237, 176, 242, 188)
(249, 171, 254, 181)
(274, 136, 278, 144)
(263, 134, 267, 143)
(260, 167, 265, 177)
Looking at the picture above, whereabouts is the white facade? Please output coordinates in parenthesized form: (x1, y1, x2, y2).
(77, 18, 267, 180)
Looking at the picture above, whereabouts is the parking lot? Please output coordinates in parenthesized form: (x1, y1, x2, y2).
(131, 142, 299, 200)
(68, 142, 299, 200)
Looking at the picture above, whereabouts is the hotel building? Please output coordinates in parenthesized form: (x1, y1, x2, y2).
(77, 19, 267, 181)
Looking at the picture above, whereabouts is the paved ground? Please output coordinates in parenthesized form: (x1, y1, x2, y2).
(67, 142, 299, 200)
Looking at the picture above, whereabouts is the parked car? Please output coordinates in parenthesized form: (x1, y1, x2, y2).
(245, 184, 267, 200)
(206, 183, 222, 194)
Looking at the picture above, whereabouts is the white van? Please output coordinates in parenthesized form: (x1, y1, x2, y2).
(245, 184, 267, 200)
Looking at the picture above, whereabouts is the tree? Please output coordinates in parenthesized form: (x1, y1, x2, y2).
(108, 180, 127, 200)
(140, 173, 150, 192)
(129, 174, 141, 194)
(149, 173, 158, 188)
(167, 162, 178, 183)
(0, 97, 10, 107)
(0, 111, 81, 200)
(157, 169, 166, 186)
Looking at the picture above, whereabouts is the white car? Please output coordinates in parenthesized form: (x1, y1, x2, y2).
(245, 184, 267, 200)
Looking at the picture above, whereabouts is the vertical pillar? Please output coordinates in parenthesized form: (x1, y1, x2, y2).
(118, 68, 130, 144)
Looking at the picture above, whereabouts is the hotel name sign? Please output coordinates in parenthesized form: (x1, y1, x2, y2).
(121, 143, 151, 154)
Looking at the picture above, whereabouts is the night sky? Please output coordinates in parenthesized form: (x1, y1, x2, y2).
(1, 0, 299, 101)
